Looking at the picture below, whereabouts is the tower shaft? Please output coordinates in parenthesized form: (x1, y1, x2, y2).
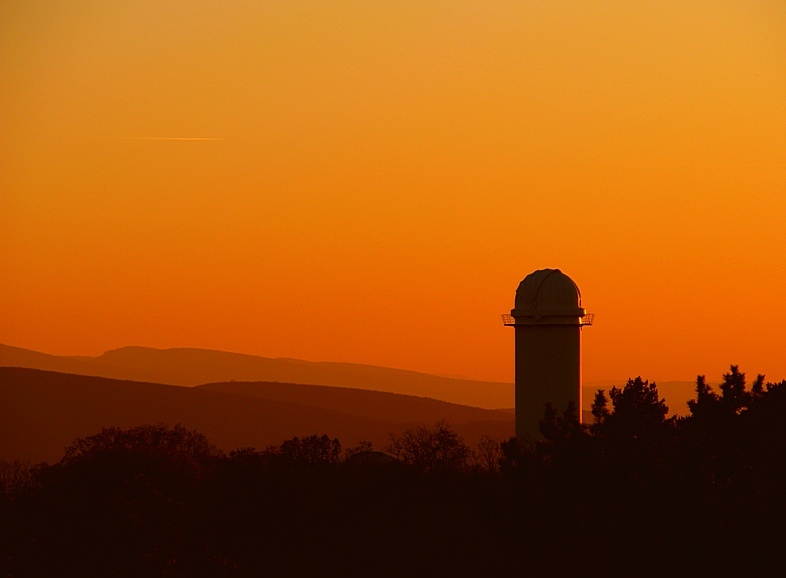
(514, 323, 581, 439)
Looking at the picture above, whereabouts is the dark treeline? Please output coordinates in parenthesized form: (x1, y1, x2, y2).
(2, 366, 785, 577)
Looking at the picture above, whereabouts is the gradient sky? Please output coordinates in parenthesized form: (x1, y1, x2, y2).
(2, 1, 785, 385)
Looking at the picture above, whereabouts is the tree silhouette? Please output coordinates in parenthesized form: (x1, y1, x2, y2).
(540, 401, 585, 442)
(605, 377, 669, 440)
(474, 435, 503, 473)
(7, 424, 230, 577)
(0, 460, 36, 500)
(276, 434, 342, 465)
(687, 374, 719, 417)
(386, 421, 470, 473)
(751, 373, 765, 397)
(590, 389, 610, 433)
(720, 364, 748, 413)
(62, 423, 222, 465)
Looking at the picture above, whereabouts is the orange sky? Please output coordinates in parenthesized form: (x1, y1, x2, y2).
(2, 1, 785, 385)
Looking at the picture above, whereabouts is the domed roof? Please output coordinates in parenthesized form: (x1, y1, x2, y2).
(513, 269, 584, 316)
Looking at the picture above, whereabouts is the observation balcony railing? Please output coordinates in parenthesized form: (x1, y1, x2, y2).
(500, 313, 595, 326)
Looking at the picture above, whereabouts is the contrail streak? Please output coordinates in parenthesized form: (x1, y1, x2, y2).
(114, 136, 227, 141)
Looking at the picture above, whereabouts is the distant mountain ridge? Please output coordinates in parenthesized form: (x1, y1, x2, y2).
(0, 343, 514, 409)
(0, 367, 514, 463)
(0, 343, 698, 414)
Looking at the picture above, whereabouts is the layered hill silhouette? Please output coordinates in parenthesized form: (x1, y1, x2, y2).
(0, 367, 514, 463)
(0, 343, 699, 416)
(0, 343, 513, 409)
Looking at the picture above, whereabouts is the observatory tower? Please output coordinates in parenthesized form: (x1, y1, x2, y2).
(503, 269, 593, 440)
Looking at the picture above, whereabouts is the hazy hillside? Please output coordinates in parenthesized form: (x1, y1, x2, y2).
(0, 368, 513, 463)
(199, 380, 513, 425)
(1, 343, 513, 409)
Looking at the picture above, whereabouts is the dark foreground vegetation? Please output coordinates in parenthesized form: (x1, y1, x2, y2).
(2, 366, 785, 577)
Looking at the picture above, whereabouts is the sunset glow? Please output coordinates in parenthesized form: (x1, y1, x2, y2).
(2, 1, 785, 386)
